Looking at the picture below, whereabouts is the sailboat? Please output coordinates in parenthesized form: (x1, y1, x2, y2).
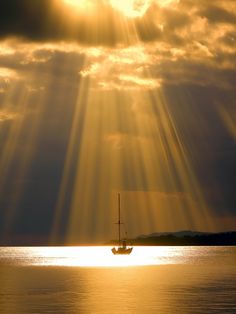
(111, 193, 133, 255)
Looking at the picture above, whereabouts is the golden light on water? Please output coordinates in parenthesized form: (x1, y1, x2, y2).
(17, 246, 181, 267)
(1, 248, 235, 314)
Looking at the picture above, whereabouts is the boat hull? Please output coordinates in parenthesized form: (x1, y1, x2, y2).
(111, 247, 133, 255)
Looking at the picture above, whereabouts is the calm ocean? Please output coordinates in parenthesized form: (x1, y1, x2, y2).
(0, 246, 235, 313)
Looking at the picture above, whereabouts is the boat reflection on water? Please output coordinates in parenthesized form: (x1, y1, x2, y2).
(111, 193, 133, 255)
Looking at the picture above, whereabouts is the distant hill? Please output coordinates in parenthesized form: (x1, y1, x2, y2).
(132, 231, 236, 246)
(138, 230, 210, 238)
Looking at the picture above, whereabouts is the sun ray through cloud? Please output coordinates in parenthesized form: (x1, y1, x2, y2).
(0, 0, 235, 245)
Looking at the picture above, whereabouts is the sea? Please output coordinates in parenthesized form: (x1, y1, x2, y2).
(0, 246, 235, 313)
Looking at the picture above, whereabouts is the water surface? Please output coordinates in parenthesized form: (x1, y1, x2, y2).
(0, 246, 235, 313)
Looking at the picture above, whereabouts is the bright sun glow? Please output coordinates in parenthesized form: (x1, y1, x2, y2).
(64, 0, 96, 12)
(109, 0, 152, 18)
(110, 0, 178, 18)
(63, 0, 179, 18)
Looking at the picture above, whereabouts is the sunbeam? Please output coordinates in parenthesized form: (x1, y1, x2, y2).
(0, 2, 236, 314)
(0, 0, 235, 246)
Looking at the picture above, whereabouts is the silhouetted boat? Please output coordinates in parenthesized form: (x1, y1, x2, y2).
(111, 193, 133, 255)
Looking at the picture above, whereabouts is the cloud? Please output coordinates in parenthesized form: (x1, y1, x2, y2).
(0, 0, 133, 46)
(199, 5, 236, 25)
(1, 0, 236, 92)
(0, 67, 18, 81)
(0, 1, 236, 240)
(0, 0, 233, 47)
(0, 0, 171, 45)
(0, 42, 86, 97)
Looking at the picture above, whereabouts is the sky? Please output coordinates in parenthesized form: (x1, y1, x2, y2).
(0, 0, 236, 244)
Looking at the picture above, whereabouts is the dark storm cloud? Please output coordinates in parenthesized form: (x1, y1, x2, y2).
(135, 17, 163, 43)
(158, 58, 236, 90)
(0, 0, 54, 40)
(135, 5, 190, 44)
(0, 0, 124, 46)
(163, 8, 191, 30)
(219, 31, 236, 47)
(199, 5, 236, 25)
(0, 0, 235, 47)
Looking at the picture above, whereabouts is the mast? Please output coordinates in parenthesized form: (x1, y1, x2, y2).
(118, 193, 121, 246)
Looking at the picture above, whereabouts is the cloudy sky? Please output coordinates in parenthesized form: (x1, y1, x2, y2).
(0, 0, 236, 244)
